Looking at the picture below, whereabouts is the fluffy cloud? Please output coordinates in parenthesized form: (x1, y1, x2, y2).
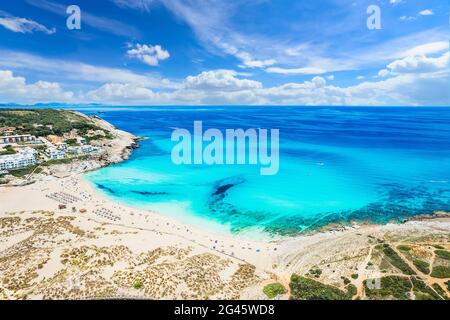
(1, 52, 448, 106)
(183, 70, 262, 91)
(85, 83, 157, 102)
(419, 9, 434, 16)
(127, 43, 170, 66)
(0, 70, 73, 103)
(0, 11, 55, 34)
(379, 52, 449, 76)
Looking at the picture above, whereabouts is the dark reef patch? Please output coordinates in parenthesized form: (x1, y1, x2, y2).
(96, 183, 116, 195)
(131, 190, 169, 196)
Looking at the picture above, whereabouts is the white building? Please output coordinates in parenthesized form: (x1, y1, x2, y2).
(47, 147, 66, 160)
(67, 145, 100, 156)
(0, 148, 37, 171)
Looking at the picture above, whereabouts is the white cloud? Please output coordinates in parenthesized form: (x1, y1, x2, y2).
(401, 41, 448, 57)
(85, 83, 157, 102)
(419, 9, 434, 16)
(1, 52, 448, 106)
(266, 67, 327, 75)
(400, 16, 416, 21)
(79, 51, 450, 106)
(234, 51, 276, 69)
(127, 43, 170, 67)
(0, 70, 73, 103)
(327, 75, 334, 80)
(0, 11, 55, 34)
(184, 70, 262, 91)
(390, 0, 402, 5)
(0, 50, 176, 89)
(380, 52, 449, 76)
(113, 0, 154, 11)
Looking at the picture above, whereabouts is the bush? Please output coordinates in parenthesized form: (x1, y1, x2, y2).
(364, 276, 412, 300)
(308, 267, 322, 278)
(432, 283, 447, 299)
(433, 245, 445, 250)
(431, 266, 450, 279)
(347, 284, 357, 297)
(413, 259, 430, 274)
(133, 280, 143, 289)
(397, 245, 412, 251)
(263, 282, 287, 299)
(382, 245, 415, 275)
(351, 273, 359, 279)
(434, 250, 450, 260)
(411, 277, 441, 300)
(290, 274, 351, 300)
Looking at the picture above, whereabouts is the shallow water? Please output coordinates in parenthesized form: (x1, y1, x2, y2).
(83, 107, 450, 237)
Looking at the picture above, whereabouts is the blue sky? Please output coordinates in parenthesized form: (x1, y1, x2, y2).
(0, 0, 448, 105)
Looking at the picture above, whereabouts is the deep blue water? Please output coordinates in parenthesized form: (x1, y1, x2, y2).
(80, 107, 450, 237)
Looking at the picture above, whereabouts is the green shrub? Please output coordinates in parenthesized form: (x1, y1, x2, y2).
(433, 245, 445, 250)
(431, 266, 450, 278)
(397, 245, 412, 251)
(133, 280, 143, 289)
(364, 276, 412, 300)
(0, 145, 16, 155)
(382, 245, 415, 275)
(290, 274, 351, 300)
(351, 273, 358, 279)
(413, 259, 430, 274)
(445, 280, 450, 291)
(10, 165, 41, 177)
(308, 267, 322, 278)
(432, 283, 447, 299)
(263, 282, 287, 299)
(346, 284, 357, 297)
(434, 250, 450, 260)
(411, 277, 441, 300)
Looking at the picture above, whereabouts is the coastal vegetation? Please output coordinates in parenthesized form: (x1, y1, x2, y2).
(364, 276, 412, 300)
(412, 259, 430, 274)
(430, 266, 450, 278)
(0, 109, 106, 138)
(0, 145, 16, 155)
(381, 244, 415, 275)
(289, 274, 354, 300)
(9, 165, 42, 178)
(434, 250, 450, 260)
(262, 282, 287, 299)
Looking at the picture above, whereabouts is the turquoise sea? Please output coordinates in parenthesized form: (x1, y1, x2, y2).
(82, 107, 450, 237)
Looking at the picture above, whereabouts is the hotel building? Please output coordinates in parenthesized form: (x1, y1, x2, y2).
(0, 148, 37, 171)
(0, 134, 36, 144)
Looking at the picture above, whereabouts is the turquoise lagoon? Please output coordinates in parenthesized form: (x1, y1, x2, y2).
(83, 107, 450, 237)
